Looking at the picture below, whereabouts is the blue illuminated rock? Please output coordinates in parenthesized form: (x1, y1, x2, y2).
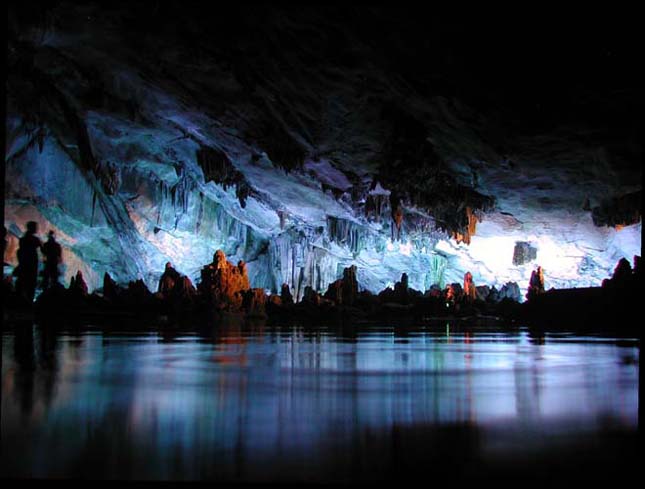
(3, 4, 641, 305)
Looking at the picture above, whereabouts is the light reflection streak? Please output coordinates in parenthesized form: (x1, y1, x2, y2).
(0, 325, 639, 480)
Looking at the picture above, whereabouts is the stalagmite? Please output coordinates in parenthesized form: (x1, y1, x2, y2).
(302, 286, 322, 305)
(70, 270, 89, 296)
(243, 288, 267, 317)
(103, 272, 122, 301)
(341, 265, 358, 306)
(445, 283, 463, 303)
(158, 262, 181, 297)
(281, 283, 294, 305)
(393, 272, 409, 303)
(198, 249, 252, 311)
(527, 266, 545, 300)
(463, 271, 476, 302)
(323, 265, 358, 306)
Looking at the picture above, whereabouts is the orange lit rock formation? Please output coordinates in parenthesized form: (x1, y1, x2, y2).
(451, 207, 479, 245)
(243, 288, 267, 317)
(198, 250, 252, 311)
(463, 272, 476, 302)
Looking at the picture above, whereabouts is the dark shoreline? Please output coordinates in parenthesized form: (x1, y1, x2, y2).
(3, 306, 641, 338)
(4, 251, 641, 337)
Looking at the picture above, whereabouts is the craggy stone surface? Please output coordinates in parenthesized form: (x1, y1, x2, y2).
(4, 4, 641, 302)
(198, 250, 251, 311)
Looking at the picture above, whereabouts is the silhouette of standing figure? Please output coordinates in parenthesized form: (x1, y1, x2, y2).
(15, 221, 42, 303)
(42, 230, 62, 289)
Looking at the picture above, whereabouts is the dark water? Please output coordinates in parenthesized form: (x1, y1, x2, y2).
(1, 321, 640, 482)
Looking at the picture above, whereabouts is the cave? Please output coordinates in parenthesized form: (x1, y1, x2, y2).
(3, 3, 642, 300)
(2, 3, 642, 484)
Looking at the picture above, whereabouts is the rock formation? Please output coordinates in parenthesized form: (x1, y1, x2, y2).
(592, 191, 642, 229)
(243, 288, 267, 317)
(498, 282, 521, 302)
(341, 265, 359, 306)
(302, 286, 322, 306)
(172, 276, 197, 303)
(475, 285, 490, 301)
(324, 265, 358, 306)
(198, 250, 252, 311)
(445, 283, 463, 303)
(526, 266, 545, 301)
(393, 272, 410, 304)
(158, 262, 181, 298)
(602, 256, 638, 290)
(69, 270, 89, 296)
(463, 272, 476, 302)
(280, 283, 294, 305)
(103, 272, 122, 302)
(512, 242, 537, 266)
(4, 4, 640, 301)
(451, 207, 480, 245)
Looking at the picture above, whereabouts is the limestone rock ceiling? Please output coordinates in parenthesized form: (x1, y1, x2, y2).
(4, 3, 642, 298)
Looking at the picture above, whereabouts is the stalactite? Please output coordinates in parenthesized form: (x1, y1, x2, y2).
(389, 193, 404, 242)
(266, 228, 341, 301)
(196, 145, 252, 208)
(451, 206, 479, 245)
(156, 180, 164, 226)
(326, 216, 371, 255)
(90, 190, 97, 227)
(365, 193, 389, 222)
(591, 190, 641, 228)
(278, 210, 287, 230)
(195, 192, 205, 234)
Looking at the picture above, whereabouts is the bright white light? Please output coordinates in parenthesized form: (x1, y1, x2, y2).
(386, 240, 395, 251)
(534, 235, 583, 281)
(467, 235, 516, 272)
(399, 241, 412, 256)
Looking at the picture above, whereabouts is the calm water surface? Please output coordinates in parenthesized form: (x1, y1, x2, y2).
(1, 321, 639, 482)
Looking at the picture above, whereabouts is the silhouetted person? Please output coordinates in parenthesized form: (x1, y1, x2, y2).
(158, 261, 181, 297)
(15, 221, 42, 303)
(42, 230, 62, 289)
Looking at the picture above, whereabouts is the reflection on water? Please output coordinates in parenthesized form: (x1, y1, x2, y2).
(1, 321, 639, 482)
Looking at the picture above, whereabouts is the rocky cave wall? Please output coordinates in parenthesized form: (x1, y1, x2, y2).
(4, 3, 642, 300)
